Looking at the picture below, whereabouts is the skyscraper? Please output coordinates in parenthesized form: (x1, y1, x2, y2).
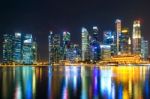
(103, 31, 114, 45)
(22, 34, 34, 64)
(13, 32, 23, 64)
(48, 31, 61, 64)
(115, 19, 121, 54)
(2, 34, 14, 64)
(141, 37, 149, 60)
(90, 26, 101, 62)
(93, 26, 99, 41)
(2, 32, 37, 65)
(120, 28, 130, 54)
(32, 41, 37, 64)
(103, 31, 116, 56)
(81, 27, 90, 61)
(48, 31, 53, 64)
(132, 20, 141, 55)
(100, 45, 111, 60)
(66, 44, 81, 62)
(62, 31, 71, 60)
(128, 37, 132, 54)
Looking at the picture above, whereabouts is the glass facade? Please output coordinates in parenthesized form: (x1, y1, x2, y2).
(81, 27, 90, 61)
(100, 45, 111, 60)
(48, 32, 61, 64)
(3, 34, 14, 64)
(63, 31, 71, 60)
(13, 33, 23, 64)
(22, 34, 33, 64)
(132, 20, 141, 55)
(2, 33, 37, 65)
(90, 41, 101, 63)
(120, 28, 130, 54)
(115, 19, 121, 54)
(103, 31, 117, 56)
(141, 37, 149, 60)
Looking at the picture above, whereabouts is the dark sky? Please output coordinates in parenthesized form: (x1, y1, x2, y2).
(0, 0, 150, 61)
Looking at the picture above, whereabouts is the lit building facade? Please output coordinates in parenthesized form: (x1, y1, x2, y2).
(132, 20, 141, 55)
(72, 44, 81, 62)
(2, 32, 37, 65)
(141, 37, 149, 60)
(66, 44, 81, 62)
(128, 37, 132, 54)
(103, 31, 116, 56)
(2, 34, 14, 64)
(90, 26, 101, 62)
(115, 19, 121, 54)
(13, 32, 23, 64)
(100, 45, 111, 60)
(93, 26, 99, 41)
(62, 31, 71, 60)
(120, 28, 130, 54)
(90, 41, 101, 63)
(103, 31, 114, 45)
(32, 41, 37, 64)
(48, 31, 61, 64)
(22, 34, 34, 64)
(81, 27, 90, 61)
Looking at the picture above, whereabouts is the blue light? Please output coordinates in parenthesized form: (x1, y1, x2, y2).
(26, 77, 32, 99)
(94, 46, 97, 49)
(118, 84, 123, 99)
(73, 50, 77, 54)
(47, 67, 52, 99)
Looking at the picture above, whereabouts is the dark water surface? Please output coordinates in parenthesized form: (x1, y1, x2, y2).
(0, 66, 150, 99)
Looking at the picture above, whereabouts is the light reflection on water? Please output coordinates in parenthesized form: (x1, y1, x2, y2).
(0, 66, 150, 99)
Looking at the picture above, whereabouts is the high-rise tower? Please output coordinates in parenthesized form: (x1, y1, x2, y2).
(81, 27, 90, 61)
(13, 32, 23, 64)
(115, 19, 121, 54)
(62, 31, 71, 60)
(48, 31, 61, 64)
(120, 28, 130, 54)
(2, 34, 14, 64)
(132, 20, 141, 55)
(141, 37, 149, 60)
(22, 34, 33, 64)
(103, 31, 114, 45)
(128, 37, 132, 54)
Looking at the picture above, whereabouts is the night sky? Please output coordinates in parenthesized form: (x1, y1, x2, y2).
(0, 0, 150, 61)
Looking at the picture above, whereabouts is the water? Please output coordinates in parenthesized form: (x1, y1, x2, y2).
(0, 66, 150, 99)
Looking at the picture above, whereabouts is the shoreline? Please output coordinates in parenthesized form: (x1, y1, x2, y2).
(0, 63, 150, 67)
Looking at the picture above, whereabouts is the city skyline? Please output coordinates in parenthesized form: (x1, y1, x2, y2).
(0, 0, 150, 60)
(1, 19, 149, 64)
(1, 19, 149, 60)
(1, 1, 150, 99)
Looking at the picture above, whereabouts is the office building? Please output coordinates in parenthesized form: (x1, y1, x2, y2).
(13, 32, 23, 64)
(103, 31, 117, 56)
(93, 26, 99, 41)
(62, 31, 71, 60)
(90, 41, 101, 63)
(141, 37, 149, 60)
(2, 34, 14, 64)
(120, 28, 130, 54)
(132, 20, 141, 55)
(81, 27, 90, 61)
(32, 41, 37, 64)
(48, 31, 61, 64)
(128, 37, 132, 54)
(22, 34, 34, 64)
(100, 45, 111, 60)
(66, 44, 81, 62)
(115, 19, 121, 54)
(103, 31, 114, 45)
